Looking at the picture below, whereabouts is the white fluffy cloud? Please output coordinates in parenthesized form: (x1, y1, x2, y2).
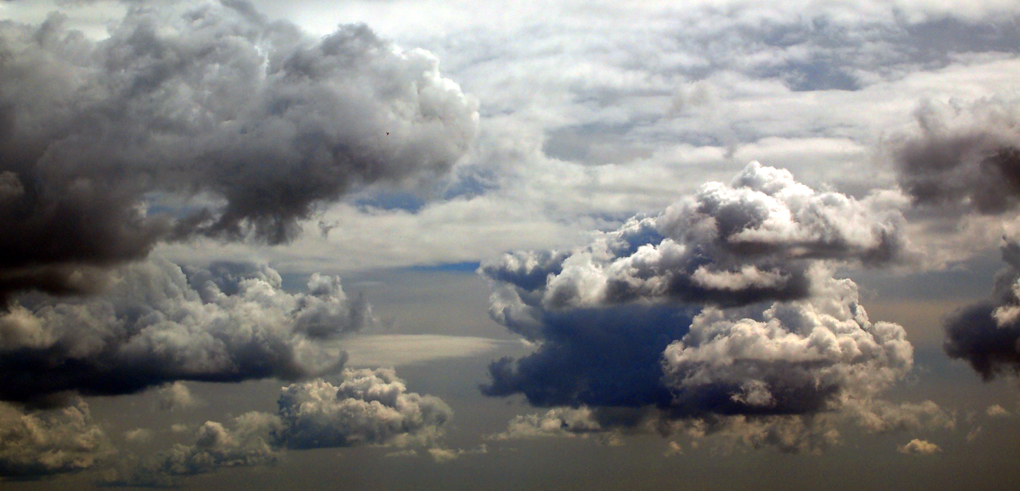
(275, 368, 453, 449)
(663, 273, 914, 415)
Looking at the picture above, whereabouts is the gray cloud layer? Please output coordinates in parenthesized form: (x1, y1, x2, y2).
(0, 1, 477, 303)
(0, 258, 373, 405)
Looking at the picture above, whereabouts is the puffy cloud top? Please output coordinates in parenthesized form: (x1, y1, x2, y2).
(0, 258, 373, 405)
(0, 1, 478, 303)
(275, 368, 453, 449)
(663, 273, 913, 416)
(483, 161, 909, 340)
(0, 399, 111, 477)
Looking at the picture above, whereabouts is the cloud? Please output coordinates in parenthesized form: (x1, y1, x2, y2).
(478, 163, 939, 452)
(944, 240, 1020, 379)
(893, 98, 1020, 215)
(117, 368, 451, 486)
(480, 163, 915, 415)
(427, 444, 487, 463)
(897, 438, 941, 455)
(0, 398, 112, 478)
(986, 404, 1010, 417)
(156, 382, 198, 412)
(343, 334, 506, 367)
(0, 257, 373, 405)
(116, 412, 281, 488)
(0, 1, 477, 304)
(662, 273, 914, 417)
(274, 368, 453, 449)
(482, 161, 911, 330)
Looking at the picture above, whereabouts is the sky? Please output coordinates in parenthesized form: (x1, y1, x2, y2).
(0, 0, 1019, 489)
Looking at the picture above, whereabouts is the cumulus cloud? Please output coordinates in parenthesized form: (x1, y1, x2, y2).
(898, 438, 941, 455)
(986, 404, 1010, 417)
(0, 257, 373, 405)
(0, 0, 477, 304)
(118, 368, 451, 485)
(893, 98, 1020, 214)
(483, 161, 910, 337)
(115, 412, 281, 488)
(479, 163, 934, 452)
(0, 399, 112, 478)
(274, 368, 452, 449)
(662, 274, 914, 417)
(944, 240, 1020, 379)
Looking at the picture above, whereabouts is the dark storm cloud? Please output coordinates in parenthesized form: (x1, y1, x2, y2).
(480, 164, 928, 449)
(0, 398, 112, 478)
(894, 98, 1020, 214)
(115, 368, 451, 487)
(0, 1, 478, 303)
(0, 258, 373, 406)
(944, 240, 1020, 379)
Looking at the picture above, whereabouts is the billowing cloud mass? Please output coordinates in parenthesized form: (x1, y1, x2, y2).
(944, 240, 1020, 379)
(0, 399, 112, 477)
(0, 0, 478, 304)
(119, 369, 451, 485)
(274, 368, 453, 449)
(894, 98, 1020, 214)
(0, 257, 373, 405)
(483, 161, 909, 340)
(481, 163, 929, 450)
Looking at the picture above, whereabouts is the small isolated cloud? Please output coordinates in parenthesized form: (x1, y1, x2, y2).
(966, 426, 983, 443)
(0, 399, 112, 478)
(986, 404, 1010, 417)
(898, 438, 941, 455)
(156, 382, 198, 412)
(488, 407, 605, 440)
(124, 428, 153, 444)
(427, 444, 487, 463)
(275, 368, 453, 450)
(0, 258, 373, 405)
(343, 335, 505, 367)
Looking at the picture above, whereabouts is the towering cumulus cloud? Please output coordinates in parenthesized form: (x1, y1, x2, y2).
(0, 1, 478, 304)
(482, 162, 927, 450)
(0, 258, 373, 406)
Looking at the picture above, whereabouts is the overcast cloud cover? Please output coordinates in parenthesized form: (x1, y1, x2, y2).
(1, 0, 1020, 489)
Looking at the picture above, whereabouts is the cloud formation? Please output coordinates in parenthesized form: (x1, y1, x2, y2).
(480, 163, 930, 451)
(898, 438, 941, 455)
(0, 257, 373, 405)
(0, 398, 112, 478)
(274, 368, 453, 449)
(894, 98, 1020, 214)
(0, 1, 478, 303)
(944, 240, 1020, 379)
(119, 368, 451, 486)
